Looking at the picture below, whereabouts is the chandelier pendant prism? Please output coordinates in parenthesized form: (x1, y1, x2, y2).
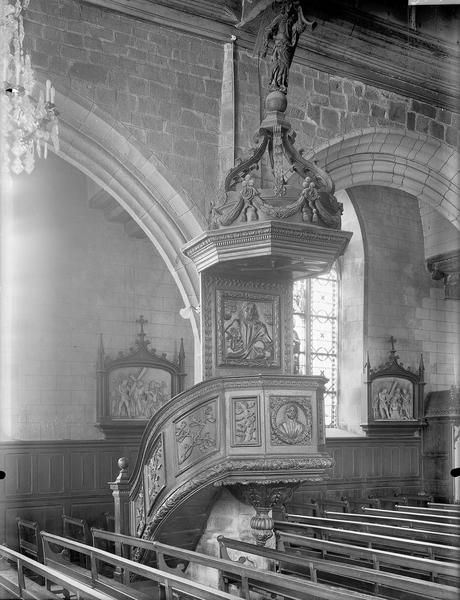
(1, 0, 59, 176)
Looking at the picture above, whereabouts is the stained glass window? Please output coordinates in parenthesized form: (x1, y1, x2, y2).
(293, 265, 338, 427)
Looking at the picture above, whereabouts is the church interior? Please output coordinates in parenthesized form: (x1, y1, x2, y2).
(0, 0, 459, 598)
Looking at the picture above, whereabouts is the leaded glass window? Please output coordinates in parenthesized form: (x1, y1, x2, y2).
(293, 265, 339, 427)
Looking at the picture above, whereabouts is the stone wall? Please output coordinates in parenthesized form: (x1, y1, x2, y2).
(24, 0, 459, 221)
(1, 153, 193, 441)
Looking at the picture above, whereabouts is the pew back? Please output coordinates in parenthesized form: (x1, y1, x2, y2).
(91, 528, 382, 600)
(364, 508, 460, 526)
(41, 532, 241, 600)
(0, 545, 115, 600)
(323, 510, 460, 533)
(217, 536, 458, 600)
(285, 513, 459, 546)
(274, 519, 460, 561)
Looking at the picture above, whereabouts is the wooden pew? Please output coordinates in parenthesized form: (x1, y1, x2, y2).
(0, 544, 116, 600)
(364, 507, 460, 526)
(374, 494, 433, 509)
(274, 519, 460, 561)
(16, 518, 43, 565)
(91, 528, 383, 600)
(397, 505, 460, 518)
(61, 514, 92, 569)
(277, 531, 459, 586)
(41, 532, 244, 600)
(284, 513, 460, 546)
(428, 503, 460, 512)
(217, 535, 458, 600)
(323, 510, 460, 534)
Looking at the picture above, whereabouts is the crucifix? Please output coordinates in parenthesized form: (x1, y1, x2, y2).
(136, 315, 148, 345)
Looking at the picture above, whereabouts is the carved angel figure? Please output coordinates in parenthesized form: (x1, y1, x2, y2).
(261, 0, 315, 93)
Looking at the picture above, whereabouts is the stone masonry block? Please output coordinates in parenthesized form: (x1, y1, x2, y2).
(69, 62, 109, 85)
(30, 50, 50, 69)
(83, 35, 103, 51)
(388, 102, 406, 123)
(415, 114, 429, 134)
(364, 87, 380, 101)
(406, 112, 415, 131)
(412, 100, 436, 119)
(321, 107, 340, 132)
(307, 103, 320, 123)
(310, 94, 329, 106)
(358, 99, 370, 114)
(181, 109, 203, 128)
(429, 120, 445, 141)
(371, 105, 385, 119)
(437, 108, 452, 125)
(330, 93, 346, 109)
(314, 79, 329, 95)
(347, 95, 358, 112)
(445, 126, 458, 147)
(61, 44, 88, 61)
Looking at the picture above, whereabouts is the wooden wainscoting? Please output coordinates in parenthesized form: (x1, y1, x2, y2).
(290, 435, 423, 510)
(0, 440, 139, 549)
(0, 435, 423, 549)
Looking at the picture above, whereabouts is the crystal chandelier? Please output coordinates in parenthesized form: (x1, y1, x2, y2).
(1, 0, 59, 176)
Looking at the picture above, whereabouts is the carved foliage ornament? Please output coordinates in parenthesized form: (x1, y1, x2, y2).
(175, 400, 218, 471)
(144, 435, 165, 514)
(231, 397, 261, 447)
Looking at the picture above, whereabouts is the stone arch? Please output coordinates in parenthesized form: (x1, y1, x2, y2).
(307, 128, 460, 230)
(55, 89, 205, 379)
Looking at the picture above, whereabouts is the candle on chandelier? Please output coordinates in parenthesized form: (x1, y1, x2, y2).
(45, 79, 51, 102)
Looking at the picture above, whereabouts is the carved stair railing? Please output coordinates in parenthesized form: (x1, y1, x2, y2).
(111, 374, 333, 548)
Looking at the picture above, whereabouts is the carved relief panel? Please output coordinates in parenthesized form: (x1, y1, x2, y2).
(144, 434, 165, 515)
(270, 395, 312, 446)
(174, 400, 219, 473)
(217, 289, 280, 368)
(230, 397, 261, 447)
(364, 337, 424, 433)
(202, 274, 292, 379)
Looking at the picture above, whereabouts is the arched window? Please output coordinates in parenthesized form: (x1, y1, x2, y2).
(293, 265, 339, 428)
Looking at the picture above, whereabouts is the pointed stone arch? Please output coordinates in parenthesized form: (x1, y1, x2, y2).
(54, 89, 205, 379)
(307, 128, 460, 231)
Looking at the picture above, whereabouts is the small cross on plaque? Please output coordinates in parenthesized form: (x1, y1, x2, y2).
(136, 315, 148, 344)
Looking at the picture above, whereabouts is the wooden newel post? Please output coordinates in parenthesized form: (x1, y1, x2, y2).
(110, 457, 131, 535)
(109, 457, 130, 582)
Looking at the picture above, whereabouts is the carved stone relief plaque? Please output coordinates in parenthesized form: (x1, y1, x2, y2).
(371, 377, 414, 421)
(175, 400, 218, 473)
(270, 395, 312, 446)
(231, 397, 261, 447)
(216, 289, 280, 368)
(109, 367, 170, 419)
(144, 434, 165, 514)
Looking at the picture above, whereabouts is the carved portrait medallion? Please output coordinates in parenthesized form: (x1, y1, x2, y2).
(270, 396, 312, 446)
